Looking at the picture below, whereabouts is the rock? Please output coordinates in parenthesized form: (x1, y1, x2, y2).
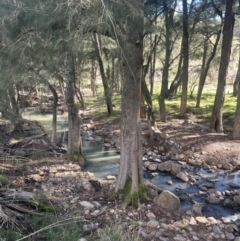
(176, 171, 189, 182)
(195, 216, 209, 224)
(106, 175, 116, 180)
(78, 238, 87, 241)
(171, 163, 182, 174)
(154, 190, 180, 211)
(225, 225, 234, 233)
(222, 163, 233, 170)
(192, 204, 202, 216)
(91, 210, 101, 216)
(146, 212, 156, 220)
(233, 196, 240, 205)
(212, 225, 222, 235)
(234, 237, 240, 241)
(147, 220, 159, 228)
(92, 201, 101, 207)
(83, 223, 96, 232)
(140, 230, 149, 238)
(229, 182, 240, 188)
(29, 174, 42, 182)
(167, 180, 173, 185)
(226, 232, 235, 240)
(79, 201, 94, 209)
(232, 158, 240, 167)
(14, 149, 27, 156)
(148, 163, 158, 171)
(207, 194, 221, 204)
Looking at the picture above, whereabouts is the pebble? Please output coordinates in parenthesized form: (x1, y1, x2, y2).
(147, 220, 159, 228)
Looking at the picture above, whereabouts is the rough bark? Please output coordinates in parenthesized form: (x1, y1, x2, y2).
(93, 33, 113, 115)
(233, 53, 240, 97)
(159, 0, 175, 122)
(47, 83, 58, 144)
(210, 0, 234, 132)
(115, 1, 145, 206)
(91, 60, 97, 96)
(196, 30, 221, 107)
(233, 71, 240, 139)
(65, 51, 82, 157)
(180, 0, 189, 115)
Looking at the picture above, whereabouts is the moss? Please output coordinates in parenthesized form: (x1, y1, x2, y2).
(69, 153, 85, 163)
(121, 178, 148, 207)
(29, 198, 59, 213)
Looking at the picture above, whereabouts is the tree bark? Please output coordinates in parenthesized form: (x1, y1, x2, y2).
(91, 60, 97, 96)
(65, 51, 82, 157)
(159, 0, 175, 122)
(115, 1, 145, 206)
(93, 33, 113, 115)
(196, 30, 221, 107)
(233, 69, 240, 139)
(233, 52, 240, 97)
(180, 0, 189, 115)
(210, 0, 234, 132)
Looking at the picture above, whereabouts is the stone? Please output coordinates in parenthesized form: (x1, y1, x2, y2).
(78, 238, 87, 241)
(147, 220, 159, 228)
(207, 194, 221, 204)
(148, 163, 158, 171)
(83, 223, 96, 232)
(176, 171, 189, 182)
(154, 190, 180, 211)
(226, 232, 235, 240)
(232, 158, 240, 167)
(106, 175, 116, 180)
(167, 180, 173, 185)
(79, 201, 94, 209)
(14, 149, 27, 156)
(146, 212, 156, 220)
(91, 210, 100, 216)
(222, 163, 233, 170)
(230, 182, 240, 188)
(225, 225, 234, 233)
(92, 201, 101, 207)
(192, 204, 202, 216)
(234, 237, 240, 241)
(212, 225, 222, 235)
(195, 216, 209, 224)
(233, 195, 240, 205)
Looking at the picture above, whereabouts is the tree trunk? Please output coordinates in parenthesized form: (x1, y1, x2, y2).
(168, 41, 183, 97)
(93, 33, 113, 115)
(159, 0, 175, 122)
(210, 0, 234, 132)
(233, 65, 240, 139)
(47, 83, 58, 144)
(65, 51, 82, 158)
(180, 0, 189, 115)
(233, 54, 240, 97)
(196, 30, 221, 107)
(150, 35, 157, 96)
(115, 3, 145, 206)
(91, 60, 97, 96)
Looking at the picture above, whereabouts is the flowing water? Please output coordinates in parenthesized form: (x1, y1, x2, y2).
(22, 111, 240, 220)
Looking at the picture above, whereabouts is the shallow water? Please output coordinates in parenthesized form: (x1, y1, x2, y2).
(23, 112, 240, 220)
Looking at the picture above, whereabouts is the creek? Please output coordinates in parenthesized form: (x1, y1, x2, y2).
(22, 111, 240, 221)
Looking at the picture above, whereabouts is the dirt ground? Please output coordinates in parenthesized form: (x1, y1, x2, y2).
(1, 117, 240, 241)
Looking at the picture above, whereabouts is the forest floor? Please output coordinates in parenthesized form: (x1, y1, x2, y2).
(1, 113, 240, 241)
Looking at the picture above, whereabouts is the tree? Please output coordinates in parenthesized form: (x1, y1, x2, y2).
(159, 0, 177, 121)
(210, 0, 235, 132)
(101, 0, 146, 206)
(93, 33, 113, 115)
(180, 0, 189, 115)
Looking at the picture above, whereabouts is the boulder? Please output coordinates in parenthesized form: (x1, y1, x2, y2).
(154, 190, 180, 211)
